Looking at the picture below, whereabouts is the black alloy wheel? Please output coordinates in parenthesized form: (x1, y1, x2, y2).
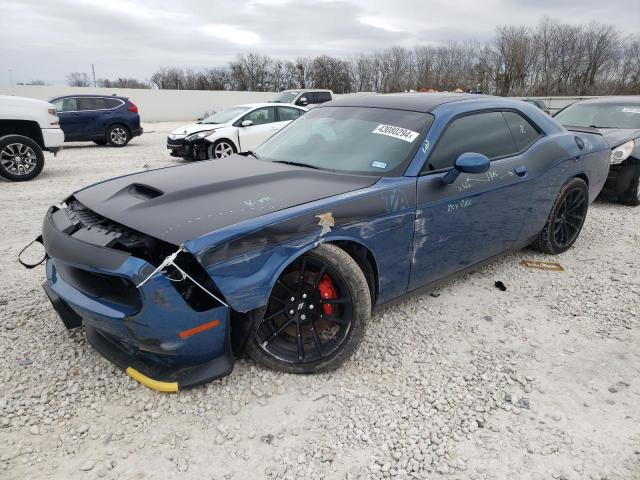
(534, 177, 589, 254)
(245, 244, 370, 374)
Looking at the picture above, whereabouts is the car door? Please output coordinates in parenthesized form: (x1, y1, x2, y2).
(409, 110, 540, 290)
(77, 97, 107, 139)
(53, 97, 82, 140)
(236, 107, 277, 151)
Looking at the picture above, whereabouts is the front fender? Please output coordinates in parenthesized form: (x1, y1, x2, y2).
(184, 177, 417, 313)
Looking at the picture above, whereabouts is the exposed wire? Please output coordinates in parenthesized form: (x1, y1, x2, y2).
(135, 246, 228, 308)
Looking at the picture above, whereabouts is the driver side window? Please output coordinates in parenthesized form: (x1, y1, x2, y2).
(425, 111, 517, 172)
(243, 107, 274, 126)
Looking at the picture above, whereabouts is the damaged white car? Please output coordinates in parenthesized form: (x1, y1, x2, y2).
(167, 103, 307, 161)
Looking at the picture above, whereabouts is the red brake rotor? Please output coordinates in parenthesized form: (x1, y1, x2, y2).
(317, 274, 337, 315)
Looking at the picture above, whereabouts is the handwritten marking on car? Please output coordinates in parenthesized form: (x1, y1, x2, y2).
(447, 199, 473, 212)
(421, 139, 430, 153)
(371, 124, 420, 143)
(243, 196, 272, 207)
(316, 212, 335, 236)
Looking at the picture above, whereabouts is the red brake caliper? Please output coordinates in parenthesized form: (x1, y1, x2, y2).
(317, 274, 337, 315)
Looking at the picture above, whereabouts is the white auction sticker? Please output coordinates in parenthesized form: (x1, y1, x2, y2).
(372, 124, 420, 143)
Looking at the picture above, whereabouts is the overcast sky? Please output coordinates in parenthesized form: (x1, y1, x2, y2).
(1, 0, 638, 85)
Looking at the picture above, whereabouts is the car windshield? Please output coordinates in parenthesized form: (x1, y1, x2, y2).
(256, 106, 433, 176)
(201, 107, 250, 124)
(555, 103, 640, 129)
(271, 91, 299, 103)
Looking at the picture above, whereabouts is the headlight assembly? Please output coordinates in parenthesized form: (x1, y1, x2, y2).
(185, 130, 214, 142)
(610, 139, 635, 164)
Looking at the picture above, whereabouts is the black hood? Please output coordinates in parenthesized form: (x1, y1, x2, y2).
(73, 156, 378, 245)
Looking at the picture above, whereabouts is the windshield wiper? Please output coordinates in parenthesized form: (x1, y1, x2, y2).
(271, 160, 319, 169)
(239, 150, 260, 159)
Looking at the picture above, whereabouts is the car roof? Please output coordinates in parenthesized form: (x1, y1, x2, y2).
(281, 89, 332, 93)
(237, 102, 306, 109)
(324, 92, 489, 112)
(51, 94, 129, 100)
(575, 96, 640, 105)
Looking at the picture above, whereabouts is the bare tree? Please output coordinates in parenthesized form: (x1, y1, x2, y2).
(66, 72, 90, 87)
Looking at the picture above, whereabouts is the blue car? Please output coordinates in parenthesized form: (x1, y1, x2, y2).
(50, 94, 143, 146)
(37, 93, 609, 391)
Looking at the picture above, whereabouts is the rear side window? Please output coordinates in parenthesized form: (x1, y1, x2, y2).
(103, 98, 123, 109)
(277, 106, 303, 121)
(315, 92, 332, 103)
(503, 111, 542, 151)
(426, 112, 517, 172)
(244, 107, 275, 125)
(78, 97, 108, 110)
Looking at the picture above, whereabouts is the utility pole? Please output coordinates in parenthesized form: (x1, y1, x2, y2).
(91, 64, 96, 87)
(9, 69, 14, 86)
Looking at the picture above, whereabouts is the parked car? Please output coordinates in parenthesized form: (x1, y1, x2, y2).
(554, 96, 640, 205)
(50, 94, 142, 147)
(36, 93, 609, 391)
(271, 89, 333, 108)
(0, 95, 64, 181)
(522, 98, 550, 115)
(167, 103, 307, 160)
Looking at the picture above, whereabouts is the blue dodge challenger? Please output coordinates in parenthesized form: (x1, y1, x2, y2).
(39, 94, 610, 391)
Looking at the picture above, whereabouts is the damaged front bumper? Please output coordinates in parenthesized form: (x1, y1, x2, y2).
(42, 206, 234, 391)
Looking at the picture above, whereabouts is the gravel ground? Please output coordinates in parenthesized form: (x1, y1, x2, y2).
(1, 123, 639, 480)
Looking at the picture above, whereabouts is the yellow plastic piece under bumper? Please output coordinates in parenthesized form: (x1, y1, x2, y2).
(126, 367, 179, 393)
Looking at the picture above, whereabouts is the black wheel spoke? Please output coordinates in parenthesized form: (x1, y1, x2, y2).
(270, 295, 288, 306)
(296, 320, 304, 361)
(261, 317, 295, 346)
(264, 307, 288, 322)
(296, 257, 308, 293)
(276, 279, 295, 296)
(309, 319, 324, 356)
(321, 297, 350, 305)
(310, 264, 327, 290)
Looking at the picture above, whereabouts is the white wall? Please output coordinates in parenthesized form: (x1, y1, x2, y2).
(0, 85, 614, 121)
(0, 85, 275, 122)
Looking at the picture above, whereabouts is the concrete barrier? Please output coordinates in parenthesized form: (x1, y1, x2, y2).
(0, 86, 275, 122)
(1, 85, 627, 121)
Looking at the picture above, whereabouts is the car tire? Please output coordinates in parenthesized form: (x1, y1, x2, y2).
(207, 139, 236, 159)
(0, 134, 45, 182)
(534, 177, 589, 255)
(93, 139, 108, 146)
(618, 164, 640, 206)
(106, 125, 130, 147)
(244, 243, 371, 374)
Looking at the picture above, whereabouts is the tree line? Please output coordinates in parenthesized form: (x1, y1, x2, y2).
(66, 18, 639, 96)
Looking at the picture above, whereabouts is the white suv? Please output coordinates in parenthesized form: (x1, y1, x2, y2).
(271, 89, 333, 108)
(0, 95, 64, 181)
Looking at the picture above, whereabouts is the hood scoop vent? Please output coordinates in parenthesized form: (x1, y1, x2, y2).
(129, 183, 163, 200)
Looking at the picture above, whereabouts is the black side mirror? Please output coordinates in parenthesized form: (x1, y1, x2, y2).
(297, 97, 308, 106)
(442, 152, 490, 184)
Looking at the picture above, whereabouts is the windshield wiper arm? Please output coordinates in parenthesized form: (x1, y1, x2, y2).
(239, 150, 260, 159)
(271, 160, 319, 169)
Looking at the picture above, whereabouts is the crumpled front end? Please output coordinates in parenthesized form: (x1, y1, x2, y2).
(41, 200, 234, 391)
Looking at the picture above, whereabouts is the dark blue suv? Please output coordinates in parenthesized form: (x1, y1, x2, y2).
(51, 95, 143, 147)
